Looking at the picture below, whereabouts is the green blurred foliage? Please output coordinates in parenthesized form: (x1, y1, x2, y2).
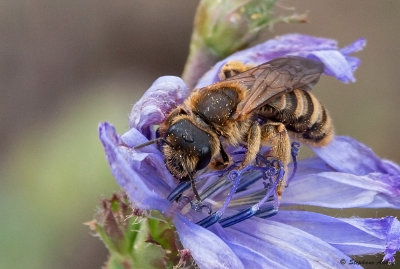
(91, 194, 187, 269)
(0, 89, 132, 268)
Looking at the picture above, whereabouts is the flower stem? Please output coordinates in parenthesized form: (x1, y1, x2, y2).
(182, 38, 219, 89)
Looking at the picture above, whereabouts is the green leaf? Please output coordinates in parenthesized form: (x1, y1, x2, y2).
(148, 211, 181, 266)
(130, 218, 167, 268)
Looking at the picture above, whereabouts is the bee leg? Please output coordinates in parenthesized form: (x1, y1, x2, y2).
(260, 122, 291, 199)
(218, 60, 255, 80)
(240, 122, 261, 168)
(208, 122, 288, 228)
(189, 176, 202, 203)
(210, 142, 231, 170)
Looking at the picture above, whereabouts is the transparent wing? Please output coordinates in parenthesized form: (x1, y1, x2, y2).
(225, 56, 324, 119)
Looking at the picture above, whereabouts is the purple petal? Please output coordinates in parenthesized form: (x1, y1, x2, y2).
(309, 50, 355, 82)
(340, 216, 400, 264)
(382, 217, 400, 263)
(98, 122, 170, 212)
(271, 210, 400, 262)
(340, 38, 367, 55)
(340, 38, 366, 72)
(212, 226, 312, 268)
(120, 127, 176, 189)
(312, 136, 400, 176)
(344, 56, 361, 72)
(174, 214, 244, 269)
(293, 156, 333, 176)
(231, 217, 362, 268)
(196, 33, 364, 87)
(239, 151, 400, 209)
(281, 170, 400, 209)
(129, 76, 189, 138)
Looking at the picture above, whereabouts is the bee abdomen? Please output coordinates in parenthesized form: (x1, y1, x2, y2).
(258, 89, 334, 146)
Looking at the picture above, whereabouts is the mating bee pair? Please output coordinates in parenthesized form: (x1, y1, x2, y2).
(137, 56, 333, 202)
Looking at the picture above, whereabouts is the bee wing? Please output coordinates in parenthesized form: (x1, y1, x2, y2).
(228, 56, 324, 120)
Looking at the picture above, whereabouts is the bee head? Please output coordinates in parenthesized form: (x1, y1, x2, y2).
(163, 119, 214, 180)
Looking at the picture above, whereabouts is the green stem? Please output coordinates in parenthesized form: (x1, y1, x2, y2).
(181, 38, 219, 89)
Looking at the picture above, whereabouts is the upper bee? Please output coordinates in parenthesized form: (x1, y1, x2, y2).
(157, 56, 327, 189)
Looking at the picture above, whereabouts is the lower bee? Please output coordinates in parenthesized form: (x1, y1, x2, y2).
(136, 56, 333, 202)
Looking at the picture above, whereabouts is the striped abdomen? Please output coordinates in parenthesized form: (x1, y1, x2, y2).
(257, 89, 334, 146)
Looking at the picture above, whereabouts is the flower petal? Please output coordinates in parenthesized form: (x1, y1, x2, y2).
(120, 127, 177, 189)
(340, 216, 400, 264)
(309, 50, 355, 83)
(174, 214, 244, 269)
(129, 76, 189, 138)
(99, 122, 169, 212)
(212, 226, 312, 268)
(196, 33, 364, 87)
(293, 156, 333, 176)
(280, 137, 400, 209)
(281, 171, 400, 209)
(312, 136, 400, 176)
(340, 38, 367, 55)
(231, 217, 362, 268)
(271, 211, 400, 263)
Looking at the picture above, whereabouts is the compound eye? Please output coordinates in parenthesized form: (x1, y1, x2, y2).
(195, 144, 211, 171)
(165, 119, 213, 172)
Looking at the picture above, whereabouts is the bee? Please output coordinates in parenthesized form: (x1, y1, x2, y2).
(137, 56, 334, 202)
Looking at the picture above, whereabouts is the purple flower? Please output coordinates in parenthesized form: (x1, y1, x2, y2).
(196, 33, 366, 87)
(99, 34, 399, 268)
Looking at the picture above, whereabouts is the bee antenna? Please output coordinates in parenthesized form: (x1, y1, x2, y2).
(133, 137, 163, 150)
(181, 156, 202, 202)
(161, 138, 172, 147)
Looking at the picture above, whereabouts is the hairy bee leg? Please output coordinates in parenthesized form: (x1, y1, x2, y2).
(181, 156, 202, 202)
(260, 122, 291, 199)
(218, 60, 255, 80)
(210, 143, 231, 170)
(190, 178, 202, 202)
(240, 122, 261, 169)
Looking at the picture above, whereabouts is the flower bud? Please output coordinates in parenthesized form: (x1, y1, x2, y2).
(195, 0, 277, 57)
(86, 193, 193, 268)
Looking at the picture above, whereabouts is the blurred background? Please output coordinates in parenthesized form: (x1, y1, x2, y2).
(0, 0, 399, 268)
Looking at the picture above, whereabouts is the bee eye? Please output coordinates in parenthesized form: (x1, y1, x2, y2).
(195, 145, 211, 170)
(165, 119, 213, 174)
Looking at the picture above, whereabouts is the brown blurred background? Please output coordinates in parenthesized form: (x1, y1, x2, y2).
(0, 1, 399, 268)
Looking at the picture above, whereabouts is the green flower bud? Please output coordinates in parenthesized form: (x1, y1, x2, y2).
(183, 0, 306, 88)
(195, 0, 276, 57)
(86, 193, 196, 268)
